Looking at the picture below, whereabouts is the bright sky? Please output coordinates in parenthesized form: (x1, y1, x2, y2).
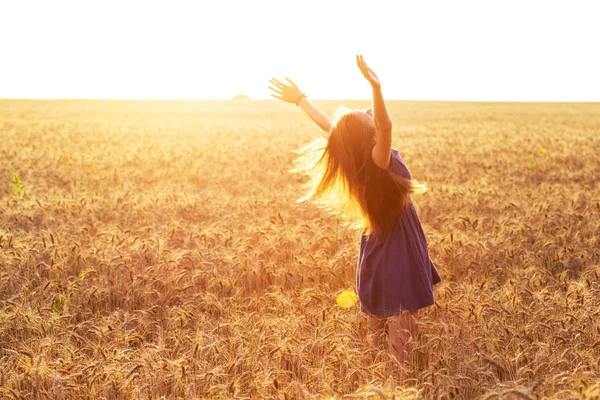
(1, 0, 598, 101)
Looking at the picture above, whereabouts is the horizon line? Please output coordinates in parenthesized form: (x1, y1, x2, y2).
(1, 97, 598, 104)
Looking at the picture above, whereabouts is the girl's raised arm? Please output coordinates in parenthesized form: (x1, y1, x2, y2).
(356, 55, 392, 169)
(269, 78, 332, 135)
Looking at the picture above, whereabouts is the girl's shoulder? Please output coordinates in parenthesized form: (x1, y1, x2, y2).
(388, 148, 411, 179)
(389, 148, 408, 168)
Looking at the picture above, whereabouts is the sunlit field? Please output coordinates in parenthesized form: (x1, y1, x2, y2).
(1, 99, 599, 399)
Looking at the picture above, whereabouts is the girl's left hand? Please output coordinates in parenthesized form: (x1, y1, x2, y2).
(356, 55, 381, 89)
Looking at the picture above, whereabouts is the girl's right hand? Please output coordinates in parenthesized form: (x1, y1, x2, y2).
(269, 77, 304, 104)
(356, 55, 381, 89)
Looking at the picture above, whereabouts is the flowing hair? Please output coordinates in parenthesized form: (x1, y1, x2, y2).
(292, 107, 425, 239)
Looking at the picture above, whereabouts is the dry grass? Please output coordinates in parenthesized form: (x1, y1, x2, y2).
(0, 99, 599, 399)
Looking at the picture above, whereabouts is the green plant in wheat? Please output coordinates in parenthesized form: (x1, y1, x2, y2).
(12, 173, 24, 196)
(52, 294, 65, 313)
(527, 148, 546, 169)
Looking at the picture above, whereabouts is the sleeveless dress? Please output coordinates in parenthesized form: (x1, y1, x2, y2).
(357, 149, 441, 317)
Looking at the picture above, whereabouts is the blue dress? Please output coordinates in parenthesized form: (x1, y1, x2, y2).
(357, 149, 441, 317)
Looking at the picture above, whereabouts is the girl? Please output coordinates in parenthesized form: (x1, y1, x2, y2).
(269, 55, 441, 364)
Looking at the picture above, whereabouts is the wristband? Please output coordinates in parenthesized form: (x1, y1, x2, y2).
(295, 93, 306, 106)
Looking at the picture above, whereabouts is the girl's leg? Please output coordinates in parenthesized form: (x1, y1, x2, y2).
(367, 315, 387, 350)
(387, 310, 419, 364)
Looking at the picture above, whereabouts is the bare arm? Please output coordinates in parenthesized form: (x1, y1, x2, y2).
(370, 86, 392, 168)
(356, 55, 392, 169)
(297, 96, 332, 135)
(269, 77, 332, 135)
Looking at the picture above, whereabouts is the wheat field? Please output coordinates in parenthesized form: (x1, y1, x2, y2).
(1, 99, 599, 399)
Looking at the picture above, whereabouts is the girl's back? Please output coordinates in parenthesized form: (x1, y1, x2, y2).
(358, 149, 441, 317)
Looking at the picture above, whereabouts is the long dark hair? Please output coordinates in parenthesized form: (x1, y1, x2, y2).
(293, 109, 423, 238)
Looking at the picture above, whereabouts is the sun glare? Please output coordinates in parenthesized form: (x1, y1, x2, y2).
(0, 0, 598, 101)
